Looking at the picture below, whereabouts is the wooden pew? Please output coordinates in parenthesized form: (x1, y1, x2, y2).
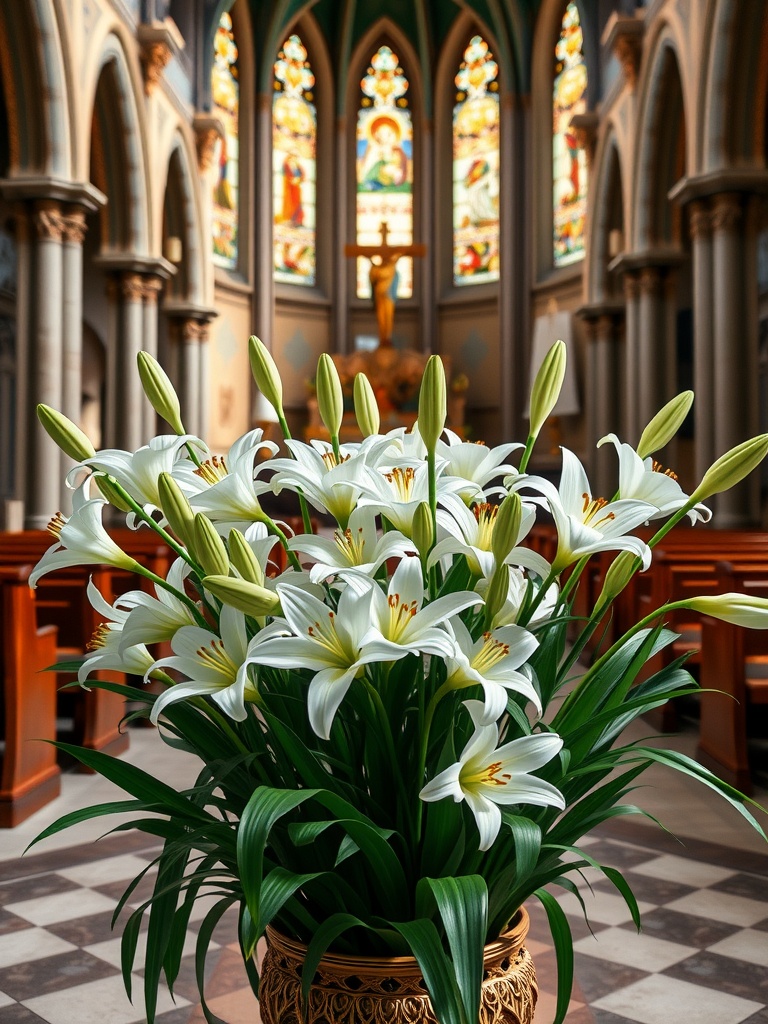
(0, 565, 60, 827)
(697, 561, 768, 795)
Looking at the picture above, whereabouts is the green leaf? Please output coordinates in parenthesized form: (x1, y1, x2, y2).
(300, 913, 371, 1008)
(195, 897, 238, 1024)
(391, 918, 469, 1024)
(534, 887, 573, 1024)
(424, 876, 488, 1024)
(258, 867, 327, 937)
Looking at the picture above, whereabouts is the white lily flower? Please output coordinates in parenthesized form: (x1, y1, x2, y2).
(187, 429, 279, 533)
(30, 481, 141, 588)
(242, 521, 282, 576)
(429, 493, 550, 579)
(530, 449, 655, 573)
(419, 700, 565, 851)
(288, 506, 417, 592)
(72, 434, 206, 510)
(270, 439, 367, 526)
(78, 580, 154, 686)
(598, 433, 711, 524)
(363, 555, 482, 659)
(436, 430, 523, 500)
(444, 618, 541, 724)
(357, 461, 468, 536)
(117, 557, 198, 654)
(149, 605, 257, 723)
(246, 582, 383, 739)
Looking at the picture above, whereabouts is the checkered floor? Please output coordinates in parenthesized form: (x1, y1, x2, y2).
(1, 817, 766, 1024)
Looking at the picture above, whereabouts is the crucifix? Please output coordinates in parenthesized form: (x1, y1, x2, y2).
(345, 222, 427, 347)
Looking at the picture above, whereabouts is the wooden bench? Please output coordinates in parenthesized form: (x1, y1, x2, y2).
(697, 561, 768, 794)
(0, 565, 60, 827)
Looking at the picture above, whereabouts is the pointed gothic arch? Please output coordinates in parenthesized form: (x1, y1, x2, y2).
(587, 128, 625, 304)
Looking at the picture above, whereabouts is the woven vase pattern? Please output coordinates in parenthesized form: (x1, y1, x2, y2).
(259, 908, 537, 1024)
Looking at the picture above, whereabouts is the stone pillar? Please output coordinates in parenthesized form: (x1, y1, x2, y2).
(173, 318, 209, 438)
(637, 265, 666, 432)
(142, 275, 163, 438)
(580, 307, 623, 499)
(116, 272, 146, 453)
(27, 200, 65, 527)
(254, 94, 275, 347)
(60, 207, 88, 508)
(689, 199, 715, 484)
(711, 192, 757, 525)
(622, 271, 640, 443)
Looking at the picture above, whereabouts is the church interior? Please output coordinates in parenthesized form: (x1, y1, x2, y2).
(0, 1, 768, 1022)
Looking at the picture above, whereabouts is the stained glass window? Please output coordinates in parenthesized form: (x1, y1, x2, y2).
(553, 1, 588, 267)
(273, 34, 317, 286)
(211, 11, 239, 270)
(355, 45, 413, 299)
(453, 36, 500, 286)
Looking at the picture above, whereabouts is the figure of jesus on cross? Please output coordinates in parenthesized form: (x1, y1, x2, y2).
(345, 222, 426, 347)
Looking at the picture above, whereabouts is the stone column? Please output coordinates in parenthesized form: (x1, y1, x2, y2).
(174, 318, 209, 438)
(622, 271, 640, 443)
(711, 192, 757, 525)
(141, 275, 163, 438)
(689, 199, 715, 483)
(60, 207, 88, 508)
(117, 272, 146, 453)
(254, 94, 275, 347)
(637, 265, 666, 433)
(581, 308, 623, 499)
(27, 200, 65, 527)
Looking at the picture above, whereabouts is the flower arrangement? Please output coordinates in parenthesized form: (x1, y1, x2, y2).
(31, 338, 768, 1024)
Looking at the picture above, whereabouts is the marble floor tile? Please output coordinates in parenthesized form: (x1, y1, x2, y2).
(85, 926, 215, 970)
(711, 871, 768, 902)
(0, 927, 76, 969)
(664, 950, 768, 1003)
(664, 888, 768, 928)
(556, 886, 656, 927)
(571, 954, 647, 1002)
(624, 905, 740, 947)
(0, 948, 119, 1001)
(630, 853, 736, 888)
(4, 887, 118, 927)
(57, 854, 155, 888)
(22, 974, 190, 1024)
(573, 927, 693, 972)
(593, 973, 763, 1024)
(707, 927, 768, 966)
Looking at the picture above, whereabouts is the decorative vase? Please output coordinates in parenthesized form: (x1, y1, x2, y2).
(259, 906, 537, 1024)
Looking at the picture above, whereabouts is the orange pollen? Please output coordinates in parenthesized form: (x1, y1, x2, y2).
(47, 511, 66, 539)
(482, 761, 513, 786)
(652, 460, 679, 481)
(473, 503, 499, 524)
(86, 623, 110, 651)
(195, 455, 228, 484)
(321, 451, 350, 470)
(581, 493, 615, 525)
(383, 467, 416, 501)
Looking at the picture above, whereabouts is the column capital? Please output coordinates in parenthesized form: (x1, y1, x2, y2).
(32, 200, 66, 242)
(142, 275, 164, 304)
(61, 208, 88, 245)
(568, 112, 599, 164)
(575, 300, 625, 330)
(119, 271, 145, 303)
(639, 264, 663, 296)
(178, 318, 210, 343)
(711, 192, 743, 233)
(688, 199, 713, 240)
(193, 113, 225, 172)
(623, 270, 640, 301)
(601, 13, 644, 91)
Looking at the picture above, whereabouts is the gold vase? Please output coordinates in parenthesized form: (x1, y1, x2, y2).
(259, 906, 537, 1024)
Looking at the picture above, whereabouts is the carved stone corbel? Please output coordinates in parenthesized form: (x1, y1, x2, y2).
(138, 19, 185, 96)
(601, 14, 644, 91)
(193, 114, 226, 172)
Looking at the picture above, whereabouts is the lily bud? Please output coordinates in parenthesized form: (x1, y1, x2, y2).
(228, 528, 265, 586)
(203, 575, 280, 617)
(690, 434, 768, 503)
(193, 513, 230, 577)
(491, 493, 523, 565)
(485, 563, 510, 624)
(686, 593, 768, 629)
(418, 355, 447, 453)
(248, 336, 284, 417)
(637, 391, 694, 459)
(137, 352, 185, 435)
(316, 353, 344, 440)
(95, 476, 133, 513)
(528, 340, 566, 439)
(353, 373, 380, 437)
(158, 472, 194, 548)
(595, 551, 639, 613)
(37, 404, 96, 461)
(412, 502, 434, 561)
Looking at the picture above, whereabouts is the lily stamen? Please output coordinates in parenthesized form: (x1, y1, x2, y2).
(472, 632, 511, 672)
(581, 492, 616, 527)
(334, 526, 366, 564)
(195, 455, 228, 485)
(47, 511, 66, 539)
(321, 451, 350, 470)
(387, 593, 419, 638)
(86, 623, 110, 651)
(652, 460, 679, 481)
(472, 503, 499, 551)
(196, 639, 237, 677)
(306, 612, 349, 661)
(383, 467, 416, 502)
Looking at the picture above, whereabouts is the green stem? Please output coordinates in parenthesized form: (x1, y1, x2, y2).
(427, 449, 438, 600)
(277, 411, 313, 536)
(364, 679, 411, 837)
(108, 476, 203, 576)
(517, 433, 537, 474)
(518, 567, 559, 628)
(415, 680, 451, 841)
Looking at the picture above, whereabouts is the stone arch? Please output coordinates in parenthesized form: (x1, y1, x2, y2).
(632, 28, 687, 252)
(587, 127, 625, 304)
(0, 0, 71, 176)
(87, 33, 150, 255)
(700, 0, 768, 170)
(163, 132, 206, 307)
